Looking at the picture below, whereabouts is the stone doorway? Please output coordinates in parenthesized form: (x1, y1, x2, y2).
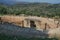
(30, 20, 36, 29)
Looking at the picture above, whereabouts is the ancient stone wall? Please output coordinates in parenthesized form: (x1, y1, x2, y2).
(0, 15, 60, 30)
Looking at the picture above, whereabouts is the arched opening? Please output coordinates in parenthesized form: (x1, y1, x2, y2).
(30, 20, 36, 29)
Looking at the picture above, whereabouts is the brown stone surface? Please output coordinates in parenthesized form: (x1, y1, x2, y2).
(0, 15, 60, 30)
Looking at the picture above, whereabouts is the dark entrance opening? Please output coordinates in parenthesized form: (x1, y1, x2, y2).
(30, 20, 36, 29)
(0, 17, 2, 24)
(21, 21, 24, 28)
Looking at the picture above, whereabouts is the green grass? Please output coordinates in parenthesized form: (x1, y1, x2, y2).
(0, 14, 4, 16)
(0, 33, 58, 40)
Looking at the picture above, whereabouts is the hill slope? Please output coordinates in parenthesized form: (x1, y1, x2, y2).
(0, 3, 60, 18)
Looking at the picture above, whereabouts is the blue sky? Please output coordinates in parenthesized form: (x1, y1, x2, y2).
(0, 0, 60, 4)
(16, 0, 60, 3)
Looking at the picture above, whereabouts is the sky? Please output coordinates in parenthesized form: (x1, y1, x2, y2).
(16, 0, 60, 4)
(0, 0, 60, 4)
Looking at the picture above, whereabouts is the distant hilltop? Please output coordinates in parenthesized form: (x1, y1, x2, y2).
(0, 0, 59, 6)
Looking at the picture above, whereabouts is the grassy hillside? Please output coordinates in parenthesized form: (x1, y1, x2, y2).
(0, 33, 58, 40)
(0, 3, 60, 18)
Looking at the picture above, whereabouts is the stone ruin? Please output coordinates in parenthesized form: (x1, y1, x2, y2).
(0, 15, 60, 31)
(0, 15, 60, 38)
